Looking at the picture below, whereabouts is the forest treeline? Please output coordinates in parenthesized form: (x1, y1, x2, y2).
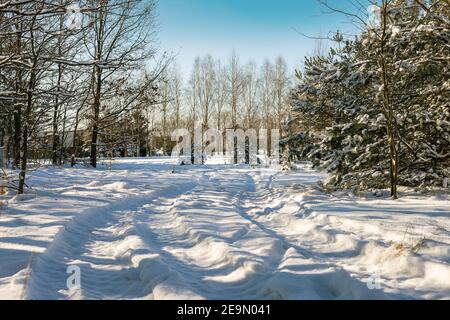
(0, 1, 293, 196)
(1, 0, 449, 198)
(146, 54, 291, 158)
(0, 0, 167, 194)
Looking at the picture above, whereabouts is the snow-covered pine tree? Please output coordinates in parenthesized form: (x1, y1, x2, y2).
(384, 0, 450, 188)
(286, 0, 449, 193)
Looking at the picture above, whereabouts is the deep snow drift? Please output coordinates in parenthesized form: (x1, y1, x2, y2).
(0, 158, 449, 300)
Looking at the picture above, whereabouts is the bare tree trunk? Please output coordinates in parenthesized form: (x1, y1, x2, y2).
(161, 78, 169, 156)
(380, 0, 398, 199)
(59, 106, 68, 164)
(90, 114, 100, 167)
(18, 67, 36, 194)
(228, 52, 243, 164)
(12, 13, 23, 169)
(51, 66, 62, 165)
(90, 63, 103, 167)
(162, 102, 167, 155)
(13, 107, 21, 169)
(71, 109, 81, 167)
(52, 10, 65, 165)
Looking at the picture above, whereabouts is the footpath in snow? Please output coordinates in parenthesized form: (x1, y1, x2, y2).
(0, 158, 449, 300)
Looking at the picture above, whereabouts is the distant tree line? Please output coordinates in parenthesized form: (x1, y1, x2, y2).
(151, 54, 292, 157)
(0, 0, 293, 195)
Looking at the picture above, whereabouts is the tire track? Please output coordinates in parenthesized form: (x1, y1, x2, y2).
(26, 179, 198, 300)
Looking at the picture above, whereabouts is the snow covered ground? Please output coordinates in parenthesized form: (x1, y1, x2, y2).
(0, 157, 449, 300)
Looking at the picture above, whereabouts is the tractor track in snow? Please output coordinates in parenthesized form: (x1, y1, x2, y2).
(25, 168, 385, 300)
(25, 176, 200, 300)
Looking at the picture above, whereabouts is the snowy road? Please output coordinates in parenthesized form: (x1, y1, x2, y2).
(0, 158, 449, 299)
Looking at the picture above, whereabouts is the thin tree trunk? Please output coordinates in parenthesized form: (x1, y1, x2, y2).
(18, 68, 36, 194)
(52, 11, 64, 165)
(13, 107, 21, 169)
(59, 106, 68, 165)
(380, 0, 398, 199)
(90, 65, 102, 168)
(12, 11, 23, 170)
(71, 107, 82, 167)
(52, 65, 63, 165)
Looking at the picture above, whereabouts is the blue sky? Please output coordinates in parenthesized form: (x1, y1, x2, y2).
(156, 0, 366, 77)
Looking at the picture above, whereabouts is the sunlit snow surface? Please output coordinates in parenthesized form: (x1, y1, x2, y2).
(0, 157, 449, 300)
